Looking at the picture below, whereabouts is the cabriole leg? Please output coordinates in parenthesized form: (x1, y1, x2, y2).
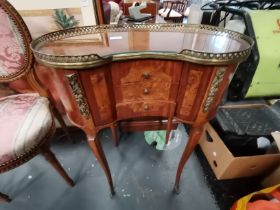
(174, 125, 204, 194)
(87, 134, 115, 196)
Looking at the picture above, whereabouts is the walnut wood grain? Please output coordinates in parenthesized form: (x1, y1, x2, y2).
(120, 117, 178, 132)
(128, 31, 150, 51)
(31, 22, 252, 194)
(35, 64, 94, 128)
(175, 63, 213, 122)
(79, 67, 116, 126)
(114, 82, 179, 103)
(35, 59, 237, 194)
(87, 133, 115, 195)
(116, 101, 176, 120)
(174, 124, 204, 194)
(174, 65, 236, 192)
(111, 60, 182, 85)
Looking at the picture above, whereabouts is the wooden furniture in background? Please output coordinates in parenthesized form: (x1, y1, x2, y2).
(0, 0, 74, 202)
(159, 0, 189, 22)
(31, 24, 253, 194)
(94, 0, 106, 24)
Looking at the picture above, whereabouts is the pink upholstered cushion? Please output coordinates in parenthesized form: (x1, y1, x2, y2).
(0, 94, 52, 165)
(0, 7, 25, 77)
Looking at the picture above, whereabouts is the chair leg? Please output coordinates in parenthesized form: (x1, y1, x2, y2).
(41, 147, 74, 187)
(0, 192, 11, 202)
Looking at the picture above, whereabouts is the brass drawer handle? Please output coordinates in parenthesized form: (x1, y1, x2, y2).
(143, 88, 149, 94)
(144, 104, 149, 111)
(143, 72, 150, 79)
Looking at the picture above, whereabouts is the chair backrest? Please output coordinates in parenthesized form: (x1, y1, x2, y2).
(0, 0, 33, 83)
(174, 0, 188, 13)
(164, 0, 189, 13)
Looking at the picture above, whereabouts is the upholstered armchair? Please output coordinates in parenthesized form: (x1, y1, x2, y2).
(0, 0, 74, 202)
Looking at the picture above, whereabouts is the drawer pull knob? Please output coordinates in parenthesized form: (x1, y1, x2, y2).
(144, 104, 149, 111)
(143, 72, 150, 79)
(143, 88, 149, 94)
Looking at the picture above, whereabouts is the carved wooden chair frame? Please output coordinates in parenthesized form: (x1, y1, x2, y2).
(0, 0, 74, 202)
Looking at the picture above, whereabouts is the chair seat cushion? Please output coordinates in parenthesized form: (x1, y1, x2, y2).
(0, 94, 52, 166)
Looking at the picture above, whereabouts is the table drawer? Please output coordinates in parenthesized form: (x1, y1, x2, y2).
(116, 101, 174, 120)
(111, 60, 183, 85)
(114, 82, 179, 103)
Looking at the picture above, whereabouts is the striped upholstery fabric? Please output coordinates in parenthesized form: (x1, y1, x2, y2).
(0, 94, 52, 165)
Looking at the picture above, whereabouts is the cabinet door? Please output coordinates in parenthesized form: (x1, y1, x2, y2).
(176, 63, 213, 122)
(79, 65, 115, 126)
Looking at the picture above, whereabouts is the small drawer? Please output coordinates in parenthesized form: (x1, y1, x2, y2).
(111, 60, 182, 85)
(114, 82, 179, 103)
(116, 101, 175, 120)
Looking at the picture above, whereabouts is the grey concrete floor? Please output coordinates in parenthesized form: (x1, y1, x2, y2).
(0, 129, 218, 210)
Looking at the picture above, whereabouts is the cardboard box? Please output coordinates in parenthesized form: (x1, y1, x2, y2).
(199, 123, 280, 180)
(262, 165, 280, 187)
(261, 132, 280, 187)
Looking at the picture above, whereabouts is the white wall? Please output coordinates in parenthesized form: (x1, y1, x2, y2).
(8, 0, 96, 25)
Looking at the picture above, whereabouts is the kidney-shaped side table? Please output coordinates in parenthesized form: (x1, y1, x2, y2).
(31, 24, 253, 195)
